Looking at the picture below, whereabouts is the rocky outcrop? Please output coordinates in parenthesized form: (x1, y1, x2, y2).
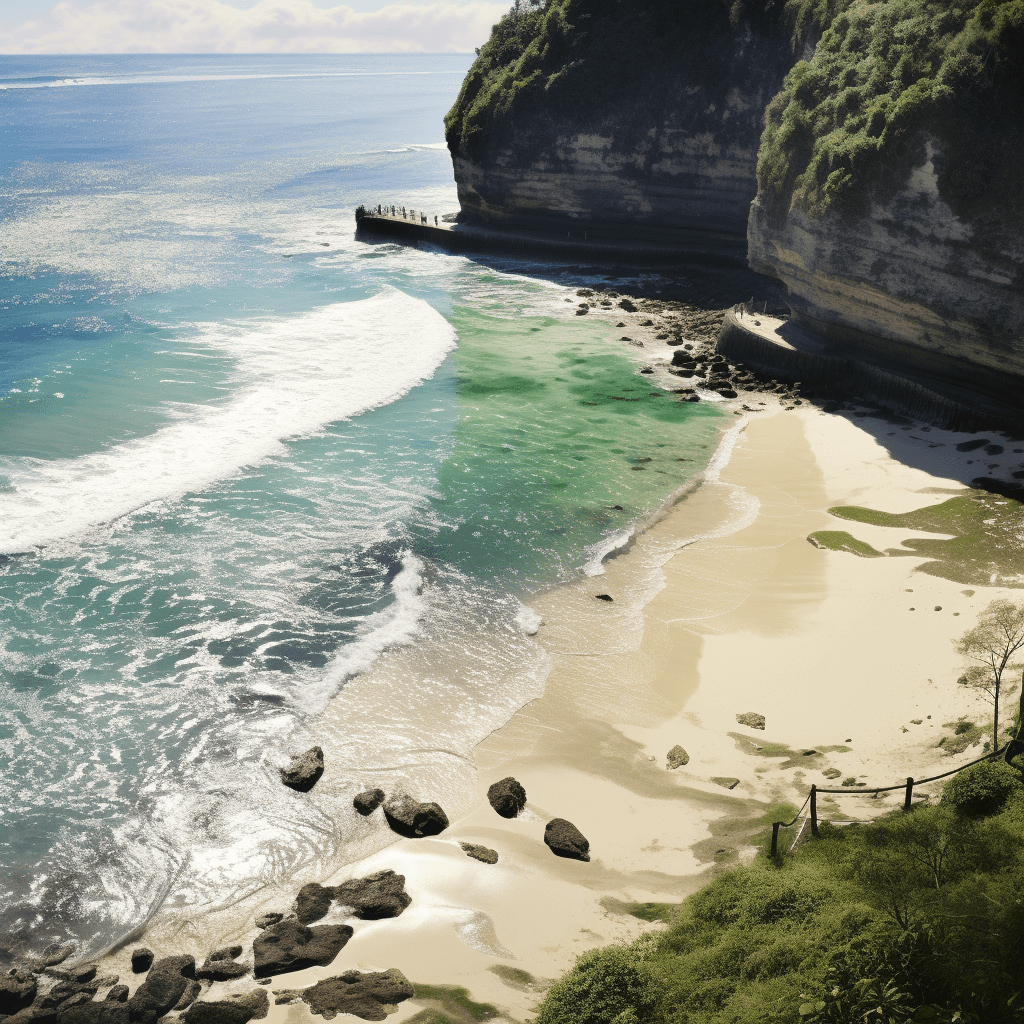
(331, 871, 411, 921)
(666, 745, 689, 770)
(196, 947, 247, 982)
(279, 747, 324, 793)
(127, 955, 195, 1020)
(486, 777, 526, 818)
(736, 712, 765, 730)
(445, 1, 795, 247)
(301, 970, 413, 1021)
(252, 920, 352, 978)
(181, 990, 268, 1024)
(129, 951, 153, 975)
(1, 969, 37, 1015)
(460, 843, 498, 865)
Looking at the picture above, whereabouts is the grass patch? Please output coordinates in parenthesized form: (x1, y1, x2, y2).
(937, 719, 985, 755)
(411, 985, 500, 1023)
(535, 783, 1024, 1023)
(823, 490, 1024, 586)
(808, 530, 885, 557)
(624, 902, 678, 924)
(487, 965, 544, 992)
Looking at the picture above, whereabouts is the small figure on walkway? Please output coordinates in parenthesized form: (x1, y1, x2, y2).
(434, 215, 438, 226)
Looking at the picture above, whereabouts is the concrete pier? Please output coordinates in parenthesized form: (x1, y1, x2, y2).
(354, 205, 747, 267)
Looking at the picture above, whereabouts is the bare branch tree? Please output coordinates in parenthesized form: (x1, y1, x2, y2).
(954, 599, 1024, 751)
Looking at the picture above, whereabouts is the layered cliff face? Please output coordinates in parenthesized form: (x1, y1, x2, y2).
(445, 0, 798, 244)
(749, 0, 1024, 409)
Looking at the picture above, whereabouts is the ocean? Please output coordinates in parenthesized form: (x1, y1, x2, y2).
(0, 53, 725, 959)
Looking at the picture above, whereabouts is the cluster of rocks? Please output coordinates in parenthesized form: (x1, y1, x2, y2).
(483, 776, 591, 863)
(351, 789, 449, 839)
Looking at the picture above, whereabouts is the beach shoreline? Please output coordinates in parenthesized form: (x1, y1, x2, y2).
(71, 390, 1024, 1024)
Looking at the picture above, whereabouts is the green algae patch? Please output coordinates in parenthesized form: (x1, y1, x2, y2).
(410, 985, 499, 1023)
(822, 490, 1024, 586)
(807, 530, 884, 557)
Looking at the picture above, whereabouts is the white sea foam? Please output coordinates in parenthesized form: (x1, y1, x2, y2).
(0, 290, 456, 553)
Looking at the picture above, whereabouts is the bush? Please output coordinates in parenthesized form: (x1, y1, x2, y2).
(942, 758, 1020, 816)
(534, 945, 657, 1024)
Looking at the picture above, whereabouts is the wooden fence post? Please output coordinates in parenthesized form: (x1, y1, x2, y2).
(770, 821, 780, 858)
(904, 777, 914, 811)
(810, 784, 819, 838)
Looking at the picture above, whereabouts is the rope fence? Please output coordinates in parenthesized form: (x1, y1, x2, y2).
(769, 741, 1016, 857)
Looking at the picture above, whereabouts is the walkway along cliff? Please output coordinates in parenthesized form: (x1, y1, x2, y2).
(438, 0, 1024, 427)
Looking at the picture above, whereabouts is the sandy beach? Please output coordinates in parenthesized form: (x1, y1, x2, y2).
(85, 397, 1024, 1024)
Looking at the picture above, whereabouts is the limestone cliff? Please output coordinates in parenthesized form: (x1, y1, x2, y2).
(445, 0, 797, 246)
(748, 0, 1024, 414)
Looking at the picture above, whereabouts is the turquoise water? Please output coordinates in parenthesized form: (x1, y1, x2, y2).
(0, 54, 723, 956)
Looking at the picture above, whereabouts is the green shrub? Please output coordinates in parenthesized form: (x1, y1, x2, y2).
(941, 758, 1020, 816)
(534, 945, 657, 1024)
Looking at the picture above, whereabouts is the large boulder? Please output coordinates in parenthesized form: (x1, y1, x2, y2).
(294, 883, 333, 925)
(486, 778, 526, 819)
(382, 793, 448, 839)
(352, 790, 384, 816)
(252, 920, 352, 978)
(127, 955, 195, 1020)
(0, 969, 37, 1015)
(331, 871, 411, 921)
(181, 990, 268, 1024)
(301, 969, 413, 1021)
(544, 819, 591, 862)
(280, 747, 324, 793)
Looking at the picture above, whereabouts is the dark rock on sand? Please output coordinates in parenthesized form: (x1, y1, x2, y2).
(736, 712, 765, 730)
(711, 777, 740, 790)
(105, 988, 129, 1004)
(1, 969, 37, 1015)
(595, 594, 613, 602)
(34, 945, 75, 970)
(280, 746, 324, 793)
(172, 982, 203, 1012)
(294, 883, 333, 925)
(127, 955, 195, 1020)
(196, 944, 248, 982)
(254, 914, 283, 930)
(252, 920, 352, 978)
(486, 777, 527, 819)
(618, 299, 637, 312)
(460, 843, 498, 865)
(666, 745, 689, 769)
(544, 819, 591, 861)
(181, 990, 268, 1024)
(331, 870, 411, 921)
(130, 950, 154, 976)
(382, 792, 449, 838)
(301, 969, 413, 1021)
(352, 789, 384, 816)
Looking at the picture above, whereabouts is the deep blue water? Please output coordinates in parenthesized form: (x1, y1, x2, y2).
(0, 54, 723, 957)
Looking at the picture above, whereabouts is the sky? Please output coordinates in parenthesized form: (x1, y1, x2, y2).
(0, 0, 511, 53)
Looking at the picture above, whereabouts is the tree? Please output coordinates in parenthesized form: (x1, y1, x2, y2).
(954, 598, 1024, 751)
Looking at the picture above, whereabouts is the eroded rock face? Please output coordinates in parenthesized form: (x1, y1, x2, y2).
(446, 6, 794, 245)
(279, 747, 324, 793)
(486, 777, 526, 818)
(543, 819, 590, 862)
(382, 793, 449, 839)
(181, 989, 268, 1024)
(301, 969, 413, 1021)
(252, 921, 352, 978)
(747, 178, 1024, 425)
(294, 883, 333, 925)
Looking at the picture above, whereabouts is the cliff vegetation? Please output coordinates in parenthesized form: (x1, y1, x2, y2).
(534, 759, 1024, 1024)
(757, 0, 1024, 222)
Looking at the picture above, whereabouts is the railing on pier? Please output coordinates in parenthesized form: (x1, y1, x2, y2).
(769, 740, 1019, 857)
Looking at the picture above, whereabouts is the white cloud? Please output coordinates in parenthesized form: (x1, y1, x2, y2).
(0, 0, 508, 54)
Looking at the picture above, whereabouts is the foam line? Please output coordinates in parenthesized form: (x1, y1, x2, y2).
(0, 290, 456, 553)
